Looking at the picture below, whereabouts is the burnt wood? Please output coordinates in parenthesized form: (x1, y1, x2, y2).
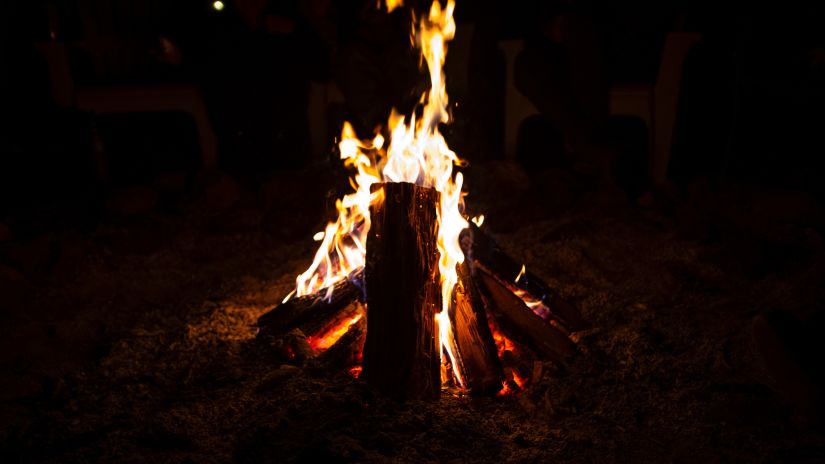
(477, 268, 577, 368)
(310, 313, 367, 373)
(256, 269, 364, 338)
(284, 328, 317, 365)
(362, 182, 442, 400)
(450, 261, 503, 395)
(466, 224, 587, 332)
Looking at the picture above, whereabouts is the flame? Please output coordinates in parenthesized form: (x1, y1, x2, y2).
(307, 310, 364, 351)
(470, 214, 484, 227)
(488, 317, 519, 359)
(291, 1, 468, 387)
(512, 265, 554, 322)
(511, 370, 528, 389)
(515, 265, 526, 283)
(513, 288, 553, 321)
(488, 314, 529, 396)
(294, 123, 384, 300)
(383, 0, 404, 12)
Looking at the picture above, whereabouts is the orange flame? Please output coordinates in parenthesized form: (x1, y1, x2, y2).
(307, 311, 364, 351)
(383, 0, 404, 12)
(291, 1, 468, 387)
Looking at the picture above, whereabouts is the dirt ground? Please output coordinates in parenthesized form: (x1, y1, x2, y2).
(2, 163, 825, 463)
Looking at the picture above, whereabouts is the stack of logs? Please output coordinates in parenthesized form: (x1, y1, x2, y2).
(256, 183, 587, 400)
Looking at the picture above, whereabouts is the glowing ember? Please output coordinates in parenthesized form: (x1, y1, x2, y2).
(488, 316, 519, 359)
(511, 370, 528, 390)
(291, 0, 468, 387)
(348, 366, 363, 378)
(307, 310, 364, 351)
(470, 214, 484, 227)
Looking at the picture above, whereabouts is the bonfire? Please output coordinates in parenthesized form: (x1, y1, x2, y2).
(257, 0, 586, 400)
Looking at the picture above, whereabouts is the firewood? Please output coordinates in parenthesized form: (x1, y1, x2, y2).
(299, 301, 362, 347)
(450, 261, 503, 395)
(466, 224, 587, 332)
(284, 328, 317, 365)
(256, 269, 364, 338)
(309, 316, 367, 373)
(477, 268, 577, 368)
(362, 182, 441, 400)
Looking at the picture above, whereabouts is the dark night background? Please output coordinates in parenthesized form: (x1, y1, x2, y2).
(2, 0, 825, 462)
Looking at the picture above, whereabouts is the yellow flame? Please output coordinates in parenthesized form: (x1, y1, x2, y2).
(471, 214, 484, 227)
(292, 0, 468, 387)
(308, 312, 364, 351)
(384, 0, 404, 12)
(515, 265, 526, 283)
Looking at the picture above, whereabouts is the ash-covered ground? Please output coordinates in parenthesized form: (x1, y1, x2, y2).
(2, 163, 825, 463)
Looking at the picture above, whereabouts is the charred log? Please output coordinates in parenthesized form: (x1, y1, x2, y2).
(310, 315, 367, 373)
(450, 261, 503, 395)
(256, 269, 364, 338)
(284, 328, 317, 365)
(477, 268, 577, 368)
(466, 224, 587, 332)
(362, 182, 441, 400)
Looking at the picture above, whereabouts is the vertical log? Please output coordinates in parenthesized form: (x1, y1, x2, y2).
(363, 182, 441, 400)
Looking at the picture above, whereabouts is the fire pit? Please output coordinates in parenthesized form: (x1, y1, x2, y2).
(255, 0, 586, 399)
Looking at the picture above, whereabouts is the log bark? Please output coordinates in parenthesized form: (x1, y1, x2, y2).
(466, 224, 587, 332)
(450, 261, 503, 395)
(362, 182, 441, 400)
(256, 269, 364, 338)
(477, 268, 577, 368)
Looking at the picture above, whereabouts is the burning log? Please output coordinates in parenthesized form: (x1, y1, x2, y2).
(256, 269, 364, 338)
(467, 224, 587, 333)
(310, 316, 367, 373)
(362, 182, 441, 400)
(450, 261, 503, 394)
(477, 268, 577, 368)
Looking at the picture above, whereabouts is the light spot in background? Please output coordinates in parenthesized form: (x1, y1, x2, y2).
(213, 0, 225, 11)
